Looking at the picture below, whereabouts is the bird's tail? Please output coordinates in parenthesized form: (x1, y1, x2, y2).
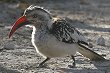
(77, 43, 106, 61)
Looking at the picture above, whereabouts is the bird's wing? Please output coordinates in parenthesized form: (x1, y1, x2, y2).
(50, 18, 88, 44)
(50, 18, 105, 61)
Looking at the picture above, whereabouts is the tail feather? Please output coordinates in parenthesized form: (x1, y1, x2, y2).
(78, 43, 106, 61)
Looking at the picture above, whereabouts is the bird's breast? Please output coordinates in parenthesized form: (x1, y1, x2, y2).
(31, 29, 78, 57)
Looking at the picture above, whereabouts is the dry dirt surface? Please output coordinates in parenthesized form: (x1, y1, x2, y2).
(0, 0, 110, 73)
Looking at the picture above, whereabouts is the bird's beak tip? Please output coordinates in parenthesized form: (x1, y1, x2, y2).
(8, 16, 27, 38)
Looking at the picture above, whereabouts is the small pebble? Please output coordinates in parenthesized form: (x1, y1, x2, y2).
(96, 35, 105, 46)
(88, 43, 93, 48)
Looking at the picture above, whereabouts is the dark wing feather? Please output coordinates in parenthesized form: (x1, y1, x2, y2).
(50, 18, 105, 61)
(50, 18, 88, 45)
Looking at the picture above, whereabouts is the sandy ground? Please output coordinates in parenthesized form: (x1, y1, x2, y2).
(0, 0, 110, 73)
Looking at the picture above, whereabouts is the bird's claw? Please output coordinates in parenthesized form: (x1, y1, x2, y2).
(37, 64, 47, 68)
(68, 63, 75, 68)
(68, 65, 75, 68)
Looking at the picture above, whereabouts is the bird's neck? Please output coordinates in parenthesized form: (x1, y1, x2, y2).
(31, 23, 49, 47)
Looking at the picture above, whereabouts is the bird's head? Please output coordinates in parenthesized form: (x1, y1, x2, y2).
(9, 5, 52, 38)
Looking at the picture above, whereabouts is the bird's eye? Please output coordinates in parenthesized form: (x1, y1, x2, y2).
(32, 14, 38, 18)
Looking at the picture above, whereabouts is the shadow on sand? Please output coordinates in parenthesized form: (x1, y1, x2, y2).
(58, 59, 110, 73)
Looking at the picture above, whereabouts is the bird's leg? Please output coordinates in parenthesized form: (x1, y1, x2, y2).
(71, 55, 75, 67)
(37, 57, 50, 68)
(68, 55, 76, 68)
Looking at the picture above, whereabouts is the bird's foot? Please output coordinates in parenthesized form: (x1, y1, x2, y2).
(37, 57, 50, 68)
(68, 63, 75, 68)
(68, 65, 75, 68)
(37, 64, 48, 68)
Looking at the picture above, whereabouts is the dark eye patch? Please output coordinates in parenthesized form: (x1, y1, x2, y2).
(32, 14, 38, 18)
(32, 14, 44, 20)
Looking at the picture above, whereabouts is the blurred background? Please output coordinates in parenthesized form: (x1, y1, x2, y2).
(1, 0, 110, 24)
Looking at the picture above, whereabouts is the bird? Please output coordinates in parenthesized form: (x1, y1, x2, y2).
(9, 5, 105, 68)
